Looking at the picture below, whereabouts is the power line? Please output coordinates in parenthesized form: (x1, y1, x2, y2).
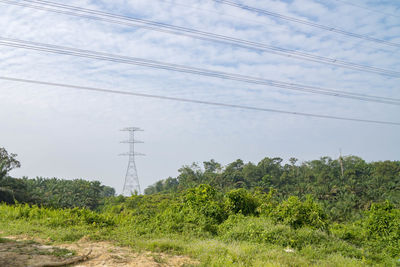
(159, 0, 281, 29)
(1, 76, 399, 126)
(212, 0, 400, 48)
(331, 0, 400, 19)
(1, 0, 400, 78)
(158, 0, 397, 55)
(1, 37, 399, 105)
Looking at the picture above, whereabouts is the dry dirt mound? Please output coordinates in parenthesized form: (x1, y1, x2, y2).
(1, 236, 197, 267)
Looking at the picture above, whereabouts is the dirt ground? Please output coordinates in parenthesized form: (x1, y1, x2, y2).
(0, 236, 198, 267)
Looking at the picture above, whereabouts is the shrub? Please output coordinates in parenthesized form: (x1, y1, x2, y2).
(363, 201, 400, 256)
(218, 215, 355, 253)
(271, 195, 328, 230)
(330, 222, 364, 245)
(183, 184, 226, 224)
(224, 188, 259, 216)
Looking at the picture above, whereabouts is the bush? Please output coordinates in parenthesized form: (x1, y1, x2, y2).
(224, 188, 259, 216)
(330, 222, 364, 245)
(270, 196, 328, 230)
(218, 215, 359, 255)
(139, 185, 227, 236)
(363, 201, 400, 256)
(183, 184, 226, 224)
(0, 203, 116, 228)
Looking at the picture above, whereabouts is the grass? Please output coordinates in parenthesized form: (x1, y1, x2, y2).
(0, 203, 398, 266)
(0, 220, 375, 266)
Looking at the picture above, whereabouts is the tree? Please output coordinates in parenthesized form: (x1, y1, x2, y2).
(177, 163, 204, 188)
(203, 159, 222, 174)
(0, 147, 21, 179)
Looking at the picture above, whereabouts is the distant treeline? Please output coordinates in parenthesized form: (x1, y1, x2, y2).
(0, 147, 115, 209)
(145, 156, 400, 220)
(0, 177, 115, 210)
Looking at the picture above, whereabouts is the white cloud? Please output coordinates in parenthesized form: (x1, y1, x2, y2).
(0, 0, 399, 193)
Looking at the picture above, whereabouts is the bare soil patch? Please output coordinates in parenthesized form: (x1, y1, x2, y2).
(1, 236, 197, 267)
(0, 238, 77, 267)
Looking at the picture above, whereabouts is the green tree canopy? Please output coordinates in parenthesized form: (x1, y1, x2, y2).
(0, 147, 21, 179)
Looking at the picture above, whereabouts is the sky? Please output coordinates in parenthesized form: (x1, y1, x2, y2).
(0, 0, 399, 194)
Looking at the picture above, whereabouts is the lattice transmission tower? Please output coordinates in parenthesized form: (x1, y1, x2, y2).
(120, 127, 144, 195)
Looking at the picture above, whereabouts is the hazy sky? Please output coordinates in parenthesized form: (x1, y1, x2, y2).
(1, 0, 399, 194)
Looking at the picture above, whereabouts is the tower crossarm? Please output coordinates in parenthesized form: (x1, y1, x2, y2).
(120, 127, 143, 132)
(119, 152, 145, 156)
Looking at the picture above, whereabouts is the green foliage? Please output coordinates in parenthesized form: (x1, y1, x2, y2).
(365, 201, 398, 238)
(224, 188, 259, 216)
(0, 147, 21, 179)
(1, 147, 399, 265)
(270, 196, 328, 230)
(0, 203, 116, 227)
(218, 215, 360, 257)
(328, 202, 400, 262)
(329, 222, 364, 245)
(363, 201, 400, 256)
(0, 176, 115, 210)
(149, 185, 226, 235)
(146, 156, 400, 221)
(255, 187, 279, 215)
(1, 190, 400, 265)
(25, 177, 115, 209)
(0, 147, 115, 209)
(184, 184, 226, 224)
(0, 177, 29, 204)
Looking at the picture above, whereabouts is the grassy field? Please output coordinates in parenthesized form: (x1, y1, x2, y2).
(1, 154, 399, 265)
(0, 218, 365, 266)
(1, 188, 399, 266)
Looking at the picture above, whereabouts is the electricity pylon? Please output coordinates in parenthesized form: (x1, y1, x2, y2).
(120, 127, 144, 195)
(338, 148, 344, 179)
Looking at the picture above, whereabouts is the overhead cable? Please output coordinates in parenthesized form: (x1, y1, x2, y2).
(0, 37, 399, 106)
(1, 0, 400, 78)
(1, 76, 399, 126)
(331, 0, 400, 19)
(213, 0, 400, 48)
